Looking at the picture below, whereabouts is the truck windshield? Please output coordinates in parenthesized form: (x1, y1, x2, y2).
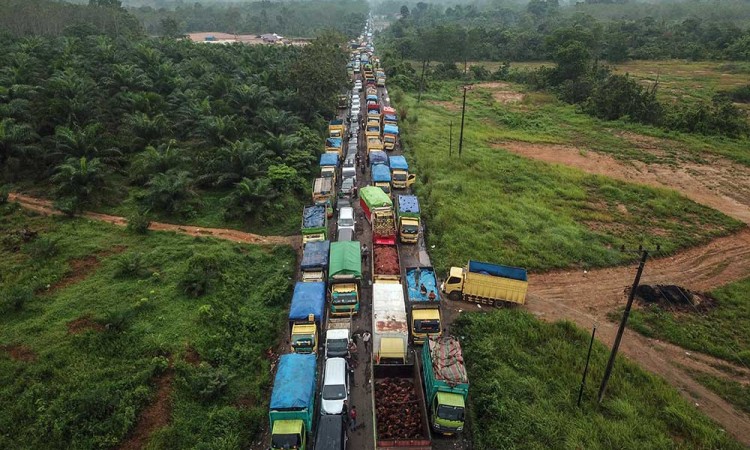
(292, 336, 313, 347)
(323, 384, 347, 400)
(339, 218, 354, 227)
(332, 292, 357, 305)
(393, 173, 406, 181)
(271, 434, 301, 449)
(327, 339, 348, 355)
(385, 136, 395, 143)
(402, 224, 418, 234)
(414, 320, 440, 333)
(437, 405, 465, 422)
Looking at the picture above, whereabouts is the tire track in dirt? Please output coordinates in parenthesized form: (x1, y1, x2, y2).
(493, 141, 750, 225)
(523, 228, 750, 445)
(8, 193, 299, 248)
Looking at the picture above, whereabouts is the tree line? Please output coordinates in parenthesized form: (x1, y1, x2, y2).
(0, 30, 350, 225)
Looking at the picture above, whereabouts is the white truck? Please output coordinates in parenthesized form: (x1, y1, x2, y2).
(324, 317, 352, 359)
(372, 282, 408, 364)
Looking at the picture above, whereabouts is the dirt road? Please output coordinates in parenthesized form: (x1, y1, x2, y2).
(8, 193, 298, 247)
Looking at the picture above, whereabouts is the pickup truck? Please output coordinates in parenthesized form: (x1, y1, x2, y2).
(270, 353, 317, 450)
(405, 267, 441, 345)
(300, 240, 329, 283)
(328, 241, 362, 316)
(396, 194, 420, 244)
(301, 205, 327, 243)
(371, 351, 432, 450)
(422, 336, 469, 435)
(289, 281, 326, 354)
(442, 260, 528, 306)
(373, 243, 400, 282)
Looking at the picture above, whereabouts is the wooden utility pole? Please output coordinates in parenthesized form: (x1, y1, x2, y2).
(458, 85, 470, 158)
(449, 121, 453, 156)
(578, 324, 597, 407)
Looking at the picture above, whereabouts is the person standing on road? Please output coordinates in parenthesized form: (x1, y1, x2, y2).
(361, 244, 369, 265)
(362, 331, 371, 353)
(349, 406, 357, 431)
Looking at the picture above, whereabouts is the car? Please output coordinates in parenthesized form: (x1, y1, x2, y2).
(336, 228, 354, 242)
(321, 357, 349, 415)
(347, 142, 358, 157)
(315, 414, 348, 450)
(336, 206, 355, 235)
(339, 177, 356, 199)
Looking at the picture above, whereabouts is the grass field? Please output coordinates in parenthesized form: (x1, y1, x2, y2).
(453, 310, 743, 449)
(396, 84, 743, 273)
(626, 278, 750, 366)
(0, 203, 295, 448)
(690, 369, 750, 416)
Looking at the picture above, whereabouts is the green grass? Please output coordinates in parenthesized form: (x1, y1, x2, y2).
(689, 370, 750, 416)
(453, 310, 743, 449)
(397, 84, 744, 273)
(626, 278, 750, 366)
(0, 203, 296, 449)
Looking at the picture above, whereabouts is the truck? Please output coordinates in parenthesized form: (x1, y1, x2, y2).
(369, 150, 388, 168)
(390, 156, 415, 190)
(382, 107, 398, 126)
(371, 163, 391, 195)
(312, 178, 334, 219)
(328, 241, 362, 316)
(329, 119, 345, 139)
(422, 336, 469, 435)
(371, 351, 432, 449)
(372, 244, 400, 282)
(289, 281, 326, 354)
(441, 260, 528, 306)
(372, 282, 409, 364)
(337, 94, 348, 109)
(405, 267, 442, 345)
(396, 194, 420, 244)
(324, 316, 352, 359)
(319, 153, 339, 184)
(300, 240, 329, 283)
(325, 137, 343, 159)
(302, 205, 327, 243)
(367, 136, 383, 154)
(382, 124, 399, 151)
(269, 353, 317, 450)
(360, 186, 397, 245)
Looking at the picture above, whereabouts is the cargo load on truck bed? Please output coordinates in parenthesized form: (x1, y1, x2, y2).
(422, 336, 469, 435)
(300, 240, 330, 282)
(302, 205, 326, 229)
(406, 267, 439, 304)
(442, 260, 528, 306)
(373, 244, 400, 281)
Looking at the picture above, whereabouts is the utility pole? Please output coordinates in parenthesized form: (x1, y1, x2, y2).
(597, 245, 657, 403)
(449, 121, 453, 156)
(458, 85, 470, 158)
(577, 324, 597, 407)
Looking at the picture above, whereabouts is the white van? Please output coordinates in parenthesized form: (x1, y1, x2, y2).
(321, 357, 349, 415)
(337, 207, 356, 234)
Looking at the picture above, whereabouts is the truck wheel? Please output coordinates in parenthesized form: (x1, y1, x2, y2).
(448, 291, 461, 302)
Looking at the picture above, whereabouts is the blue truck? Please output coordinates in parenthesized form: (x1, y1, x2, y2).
(300, 240, 330, 283)
(369, 150, 389, 167)
(270, 353, 317, 450)
(406, 266, 442, 344)
(289, 281, 326, 354)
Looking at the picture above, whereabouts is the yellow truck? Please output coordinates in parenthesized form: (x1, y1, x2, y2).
(366, 136, 383, 153)
(442, 260, 528, 306)
(328, 119, 345, 139)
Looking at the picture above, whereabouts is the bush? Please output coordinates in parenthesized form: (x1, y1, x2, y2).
(469, 65, 491, 81)
(25, 236, 60, 259)
(126, 210, 151, 234)
(1, 285, 33, 312)
(113, 253, 149, 278)
(0, 187, 8, 204)
(180, 254, 223, 297)
(101, 308, 135, 333)
(723, 84, 750, 103)
(187, 364, 231, 403)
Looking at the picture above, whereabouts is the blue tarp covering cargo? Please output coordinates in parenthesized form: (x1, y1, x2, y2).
(406, 267, 439, 303)
(389, 155, 408, 171)
(330, 119, 343, 126)
(301, 241, 330, 270)
(468, 260, 528, 282)
(302, 205, 326, 228)
(384, 113, 398, 122)
(320, 153, 339, 167)
(270, 353, 317, 410)
(366, 94, 378, 102)
(383, 124, 399, 135)
(398, 194, 419, 215)
(369, 150, 388, 167)
(371, 164, 391, 182)
(326, 137, 342, 148)
(289, 282, 325, 321)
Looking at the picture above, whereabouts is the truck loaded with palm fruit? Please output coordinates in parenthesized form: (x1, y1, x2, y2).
(360, 186, 396, 246)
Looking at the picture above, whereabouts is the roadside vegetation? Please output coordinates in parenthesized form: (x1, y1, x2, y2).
(453, 310, 743, 449)
(0, 203, 295, 448)
(626, 278, 750, 366)
(395, 85, 743, 273)
(689, 370, 750, 416)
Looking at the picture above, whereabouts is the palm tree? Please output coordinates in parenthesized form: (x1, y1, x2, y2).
(0, 118, 39, 181)
(130, 141, 187, 185)
(230, 84, 272, 120)
(255, 109, 299, 135)
(202, 139, 274, 188)
(143, 170, 198, 216)
(223, 177, 279, 220)
(195, 115, 242, 148)
(125, 112, 169, 146)
(51, 156, 110, 213)
(262, 131, 302, 159)
(51, 124, 123, 167)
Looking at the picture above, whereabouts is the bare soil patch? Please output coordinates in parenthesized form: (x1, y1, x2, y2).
(426, 100, 460, 112)
(118, 368, 174, 450)
(494, 141, 750, 225)
(184, 346, 201, 366)
(67, 315, 105, 334)
(0, 344, 37, 362)
(475, 81, 525, 104)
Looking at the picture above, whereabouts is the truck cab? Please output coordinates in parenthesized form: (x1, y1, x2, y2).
(271, 420, 306, 450)
(431, 392, 466, 434)
(291, 321, 318, 354)
(330, 283, 359, 316)
(411, 308, 442, 345)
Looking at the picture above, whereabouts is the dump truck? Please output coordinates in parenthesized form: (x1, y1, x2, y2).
(319, 153, 339, 183)
(328, 241, 361, 316)
(369, 150, 388, 168)
(270, 353, 317, 450)
(422, 336, 469, 435)
(312, 178, 334, 219)
(390, 156, 415, 190)
(371, 163, 392, 195)
(300, 240, 330, 283)
(302, 205, 327, 243)
(366, 94, 379, 106)
(405, 267, 441, 345)
(366, 123, 381, 140)
(396, 194, 420, 245)
(337, 94, 348, 109)
(329, 119, 345, 139)
(441, 260, 528, 306)
(367, 136, 384, 153)
(324, 316, 352, 359)
(382, 106, 398, 124)
(372, 350, 432, 449)
(382, 124, 399, 151)
(372, 243, 400, 282)
(289, 281, 326, 354)
(359, 185, 392, 222)
(360, 186, 397, 245)
(372, 282, 409, 364)
(325, 137, 343, 159)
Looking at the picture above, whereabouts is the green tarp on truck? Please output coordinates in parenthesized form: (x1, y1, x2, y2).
(329, 241, 362, 279)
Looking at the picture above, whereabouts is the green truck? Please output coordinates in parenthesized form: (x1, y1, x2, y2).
(422, 336, 469, 435)
(328, 241, 362, 316)
(270, 353, 317, 450)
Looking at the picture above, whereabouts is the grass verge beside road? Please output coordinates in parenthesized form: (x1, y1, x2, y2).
(626, 278, 750, 366)
(453, 310, 743, 449)
(397, 85, 743, 273)
(0, 203, 295, 448)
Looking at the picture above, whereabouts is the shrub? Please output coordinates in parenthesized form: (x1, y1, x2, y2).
(1, 285, 33, 312)
(113, 253, 149, 278)
(26, 236, 60, 259)
(188, 364, 231, 403)
(180, 254, 223, 297)
(126, 210, 151, 234)
(100, 308, 135, 333)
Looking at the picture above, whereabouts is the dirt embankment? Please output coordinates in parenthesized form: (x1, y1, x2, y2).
(8, 193, 299, 247)
(493, 141, 750, 225)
